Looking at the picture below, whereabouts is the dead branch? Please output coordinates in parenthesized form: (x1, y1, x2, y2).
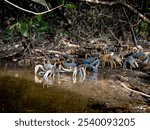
(4, 0, 64, 15)
(34, 49, 65, 55)
(79, 0, 150, 24)
(118, 81, 150, 98)
(116, 75, 150, 98)
(123, 7, 138, 46)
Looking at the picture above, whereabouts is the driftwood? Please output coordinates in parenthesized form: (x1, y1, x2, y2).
(34, 49, 65, 55)
(117, 75, 150, 98)
(118, 81, 150, 98)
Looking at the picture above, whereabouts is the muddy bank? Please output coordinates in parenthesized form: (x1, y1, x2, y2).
(0, 69, 150, 113)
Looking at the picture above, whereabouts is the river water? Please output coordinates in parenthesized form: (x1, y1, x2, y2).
(0, 67, 150, 113)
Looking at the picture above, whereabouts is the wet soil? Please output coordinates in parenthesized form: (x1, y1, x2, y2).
(0, 68, 150, 113)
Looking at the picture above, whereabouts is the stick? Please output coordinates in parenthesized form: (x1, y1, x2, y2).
(5, 0, 64, 15)
(118, 81, 150, 98)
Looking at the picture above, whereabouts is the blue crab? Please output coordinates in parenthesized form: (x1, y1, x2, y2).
(123, 55, 138, 70)
(132, 52, 146, 60)
(83, 58, 101, 72)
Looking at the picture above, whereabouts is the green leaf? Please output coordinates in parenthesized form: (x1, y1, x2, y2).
(64, 3, 76, 9)
(18, 22, 29, 37)
(141, 21, 148, 31)
(8, 22, 19, 30)
(29, 20, 33, 25)
(60, 31, 69, 36)
(22, 30, 29, 37)
(35, 15, 43, 22)
(31, 0, 48, 7)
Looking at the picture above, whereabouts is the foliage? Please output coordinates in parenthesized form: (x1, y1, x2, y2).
(1, 0, 150, 42)
(64, 3, 77, 9)
(31, 0, 48, 7)
(139, 21, 149, 36)
(7, 15, 48, 37)
(140, 21, 148, 31)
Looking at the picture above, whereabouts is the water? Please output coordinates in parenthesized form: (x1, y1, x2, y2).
(0, 68, 150, 113)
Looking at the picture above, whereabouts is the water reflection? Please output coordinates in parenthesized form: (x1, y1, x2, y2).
(35, 75, 55, 87)
(34, 72, 99, 87)
(0, 68, 150, 113)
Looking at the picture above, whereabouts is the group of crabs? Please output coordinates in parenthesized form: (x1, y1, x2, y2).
(35, 43, 150, 83)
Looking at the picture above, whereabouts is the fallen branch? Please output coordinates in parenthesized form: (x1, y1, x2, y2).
(58, 38, 80, 48)
(34, 49, 65, 55)
(118, 81, 150, 98)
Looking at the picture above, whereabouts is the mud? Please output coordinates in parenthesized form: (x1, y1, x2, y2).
(0, 68, 150, 113)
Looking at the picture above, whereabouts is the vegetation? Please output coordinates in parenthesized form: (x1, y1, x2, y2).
(0, 0, 150, 113)
(0, 0, 150, 59)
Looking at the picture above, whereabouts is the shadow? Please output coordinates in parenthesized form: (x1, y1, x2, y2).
(88, 102, 132, 113)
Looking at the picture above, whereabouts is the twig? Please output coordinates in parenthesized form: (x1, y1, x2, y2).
(79, 0, 150, 24)
(101, 19, 122, 43)
(123, 7, 138, 46)
(4, 0, 64, 15)
(118, 81, 150, 98)
(34, 49, 65, 55)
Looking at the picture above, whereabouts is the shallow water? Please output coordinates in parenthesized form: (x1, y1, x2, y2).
(0, 68, 150, 113)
